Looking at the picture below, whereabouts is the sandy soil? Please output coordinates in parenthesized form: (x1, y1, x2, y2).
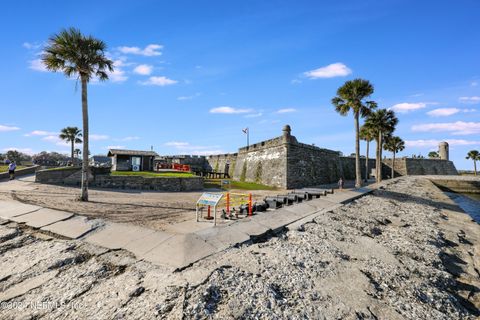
(0, 177, 282, 231)
(0, 176, 478, 319)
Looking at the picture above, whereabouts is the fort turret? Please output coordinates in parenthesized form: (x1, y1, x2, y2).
(438, 141, 449, 160)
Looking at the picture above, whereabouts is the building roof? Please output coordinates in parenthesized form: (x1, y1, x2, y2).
(107, 149, 158, 157)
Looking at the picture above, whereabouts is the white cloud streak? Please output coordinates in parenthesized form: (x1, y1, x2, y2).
(304, 63, 352, 79)
(276, 108, 297, 114)
(133, 64, 153, 75)
(0, 125, 20, 132)
(405, 139, 480, 148)
(426, 108, 460, 117)
(459, 96, 480, 104)
(140, 76, 178, 86)
(29, 59, 48, 72)
(210, 106, 253, 114)
(391, 102, 427, 113)
(118, 44, 163, 56)
(411, 121, 480, 135)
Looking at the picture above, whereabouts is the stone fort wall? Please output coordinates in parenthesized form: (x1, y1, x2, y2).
(168, 126, 459, 189)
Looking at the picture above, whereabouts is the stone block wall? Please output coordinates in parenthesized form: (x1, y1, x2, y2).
(381, 158, 458, 177)
(206, 154, 238, 177)
(339, 157, 378, 180)
(286, 143, 342, 188)
(0, 165, 39, 181)
(35, 167, 82, 184)
(234, 143, 287, 188)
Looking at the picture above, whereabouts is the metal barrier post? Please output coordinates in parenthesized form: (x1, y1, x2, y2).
(248, 193, 252, 216)
(226, 193, 230, 215)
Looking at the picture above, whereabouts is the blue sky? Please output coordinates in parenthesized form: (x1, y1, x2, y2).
(0, 0, 479, 169)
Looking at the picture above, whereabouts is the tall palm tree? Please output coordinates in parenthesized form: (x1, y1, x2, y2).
(74, 148, 81, 159)
(332, 79, 377, 188)
(360, 125, 375, 182)
(43, 28, 113, 201)
(364, 109, 398, 183)
(466, 150, 479, 176)
(59, 127, 82, 166)
(384, 136, 405, 179)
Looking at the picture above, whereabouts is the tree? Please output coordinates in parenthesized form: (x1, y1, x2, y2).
(74, 148, 81, 158)
(364, 109, 398, 183)
(428, 151, 439, 159)
(466, 150, 479, 176)
(5, 150, 32, 165)
(43, 28, 113, 201)
(332, 79, 377, 188)
(384, 136, 405, 179)
(59, 127, 82, 165)
(360, 125, 375, 182)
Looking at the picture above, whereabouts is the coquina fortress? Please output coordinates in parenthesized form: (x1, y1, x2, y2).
(158, 125, 458, 189)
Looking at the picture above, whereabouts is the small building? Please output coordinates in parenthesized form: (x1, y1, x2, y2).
(107, 149, 158, 171)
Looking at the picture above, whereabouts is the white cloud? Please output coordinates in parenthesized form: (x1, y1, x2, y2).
(42, 135, 70, 146)
(304, 63, 352, 79)
(164, 141, 224, 155)
(405, 139, 480, 148)
(133, 64, 153, 75)
(2, 147, 35, 155)
(209, 106, 253, 114)
(119, 136, 140, 141)
(471, 81, 478, 87)
(106, 145, 125, 150)
(245, 112, 263, 118)
(459, 96, 480, 104)
(411, 121, 480, 135)
(426, 108, 476, 117)
(29, 59, 48, 72)
(24, 130, 57, 136)
(276, 108, 297, 114)
(426, 108, 460, 117)
(391, 102, 427, 113)
(291, 79, 302, 84)
(165, 141, 190, 147)
(140, 76, 178, 86)
(23, 42, 41, 50)
(90, 134, 109, 141)
(177, 93, 201, 101)
(118, 44, 163, 56)
(0, 125, 20, 132)
(107, 59, 128, 82)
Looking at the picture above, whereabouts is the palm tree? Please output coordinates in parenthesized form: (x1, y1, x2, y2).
(59, 127, 82, 166)
(364, 109, 398, 183)
(466, 150, 479, 175)
(332, 79, 377, 188)
(384, 136, 405, 179)
(428, 151, 439, 159)
(360, 125, 375, 182)
(43, 28, 113, 201)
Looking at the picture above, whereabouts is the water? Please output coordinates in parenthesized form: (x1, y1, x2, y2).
(445, 192, 480, 224)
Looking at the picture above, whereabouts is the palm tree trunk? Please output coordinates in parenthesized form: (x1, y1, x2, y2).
(354, 112, 361, 188)
(392, 151, 395, 179)
(474, 160, 477, 176)
(71, 140, 74, 166)
(80, 76, 89, 201)
(365, 140, 369, 182)
(376, 132, 383, 183)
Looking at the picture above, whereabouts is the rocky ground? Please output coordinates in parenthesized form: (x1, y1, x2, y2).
(0, 176, 479, 319)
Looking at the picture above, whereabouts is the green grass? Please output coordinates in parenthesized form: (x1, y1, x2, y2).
(0, 165, 27, 173)
(43, 166, 80, 171)
(205, 178, 277, 190)
(111, 171, 195, 178)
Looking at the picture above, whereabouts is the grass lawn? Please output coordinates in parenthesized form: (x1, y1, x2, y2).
(0, 165, 27, 173)
(111, 171, 196, 178)
(205, 179, 277, 190)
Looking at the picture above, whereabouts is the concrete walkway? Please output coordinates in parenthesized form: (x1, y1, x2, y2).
(0, 182, 373, 270)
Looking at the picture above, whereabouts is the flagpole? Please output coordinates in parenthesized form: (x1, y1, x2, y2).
(247, 127, 249, 149)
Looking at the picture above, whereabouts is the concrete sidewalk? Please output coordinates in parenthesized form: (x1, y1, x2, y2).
(0, 186, 373, 270)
